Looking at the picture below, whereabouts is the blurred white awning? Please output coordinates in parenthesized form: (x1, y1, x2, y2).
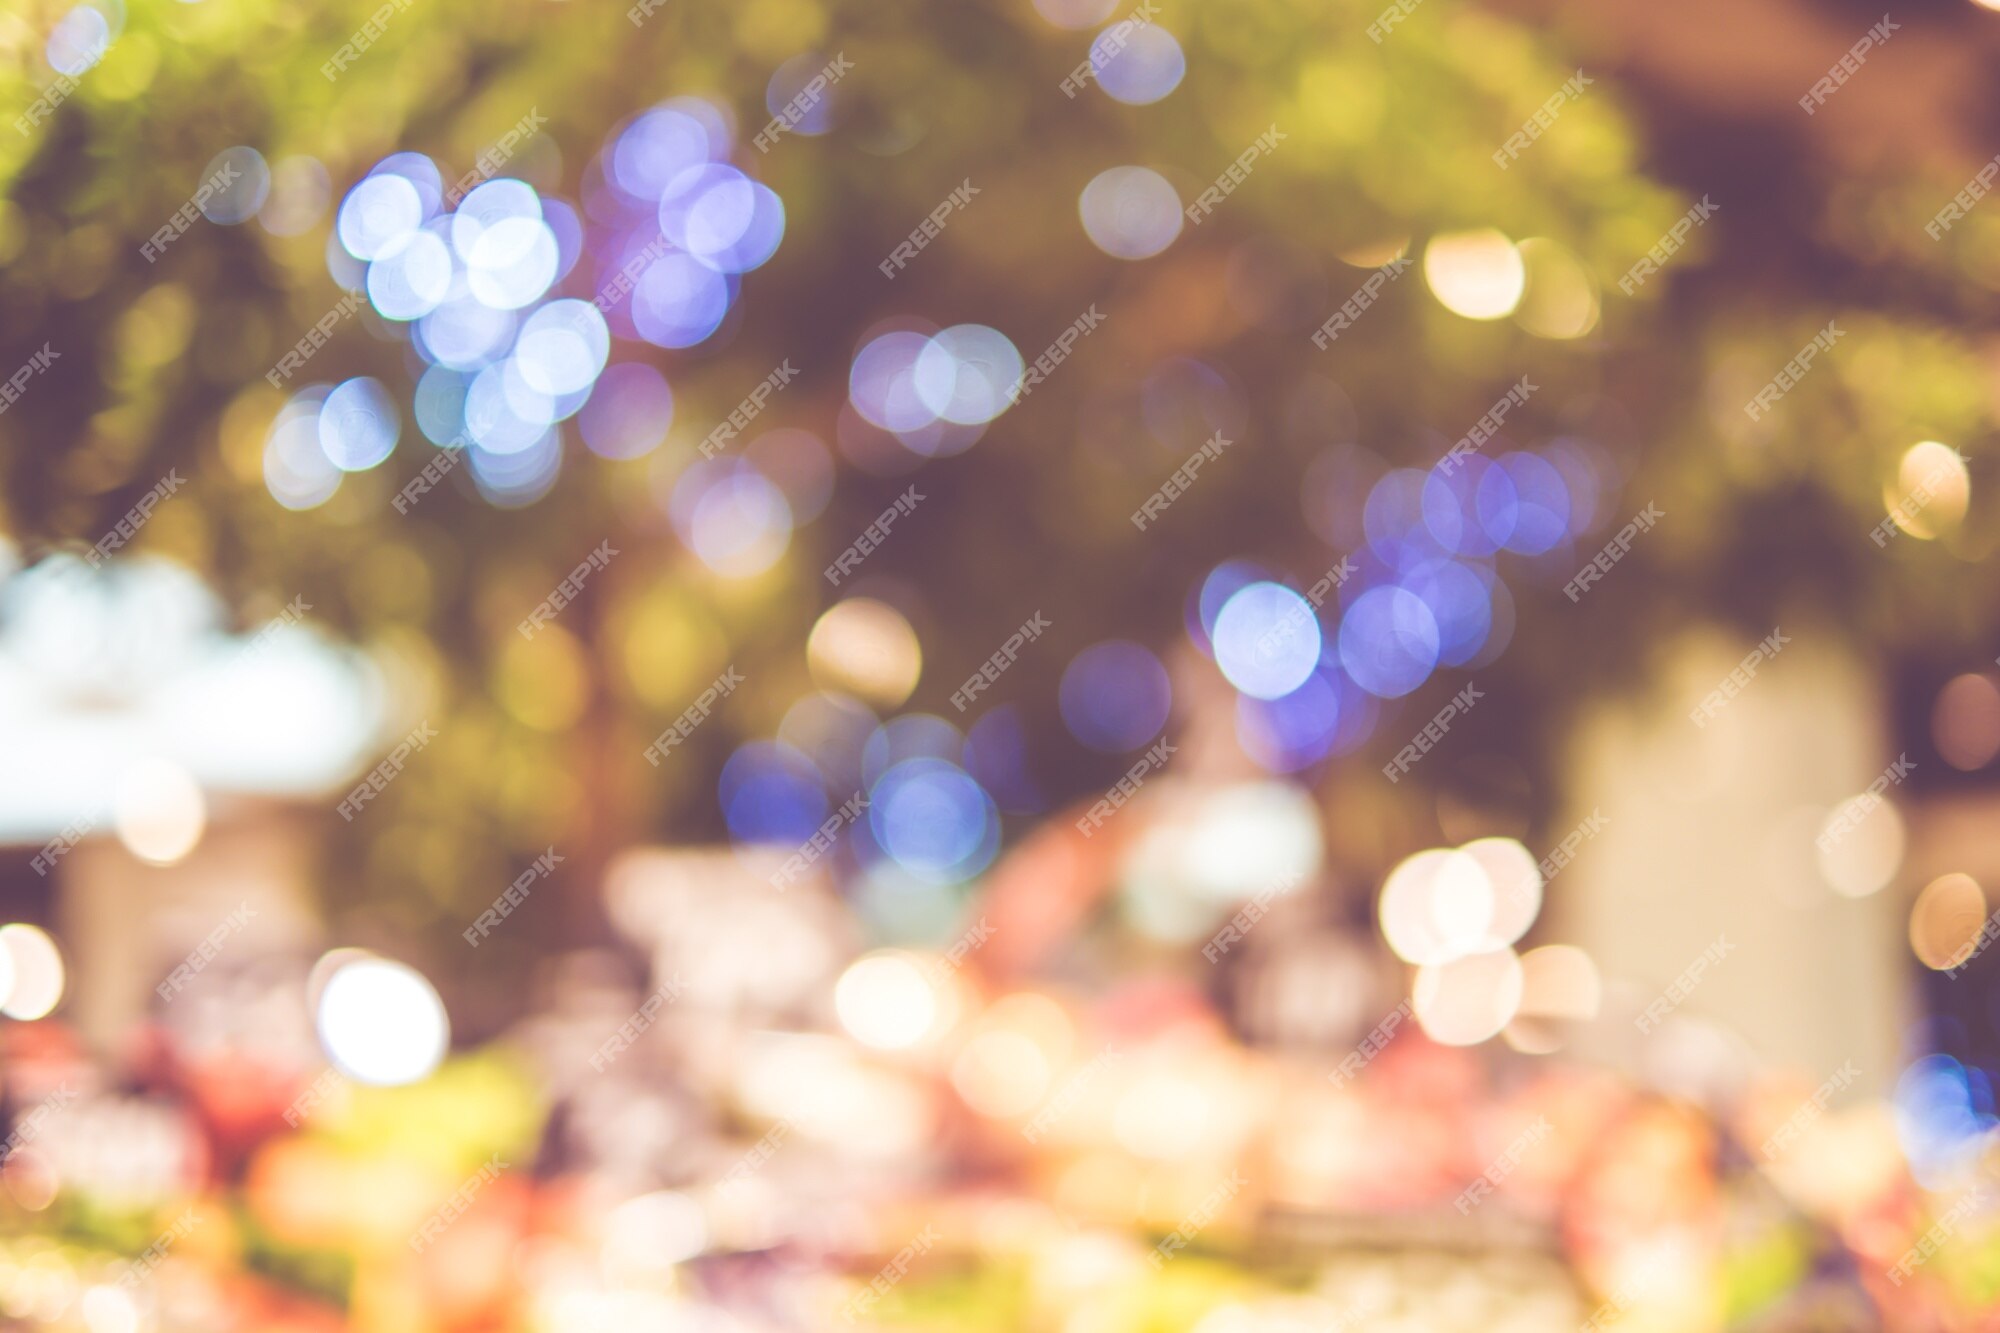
(0, 549, 388, 844)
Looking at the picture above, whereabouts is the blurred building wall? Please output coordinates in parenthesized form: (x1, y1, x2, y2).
(58, 811, 320, 1048)
(1552, 622, 1907, 1095)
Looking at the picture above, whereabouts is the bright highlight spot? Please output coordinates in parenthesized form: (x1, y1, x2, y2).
(315, 954, 450, 1086)
(1424, 229, 1525, 321)
(0, 925, 65, 1020)
(835, 953, 939, 1050)
(1213, 582, 1321, 700)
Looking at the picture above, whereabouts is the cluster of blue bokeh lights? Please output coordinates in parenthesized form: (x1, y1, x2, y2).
(724, 708, 1017, 900)
(1198, 440, 1607, 774)
(715, 430, 1610, 887)
(265, 97, 782, 510)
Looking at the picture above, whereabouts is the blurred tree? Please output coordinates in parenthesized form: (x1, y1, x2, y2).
(0, 0, 1991, 998)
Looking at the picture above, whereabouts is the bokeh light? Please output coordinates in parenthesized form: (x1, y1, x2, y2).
(1932, 673, 2000, 771)
(0, 925, 65, 1021)
(1079, 166, 1182, 260)
(319, 377, 402, 471)
(579, 363, 673, 459)
(869, 757, 1000, 884)
(807, 599, 923, 709)
(1413, 948, 1524, 1046)
(1816, 795, 1905, 898)
(315, 954, 450, 1086)
(835, 953, 940, 1050)
(1910, 873, 1989, 971)
(198, 147, 271, 225)
(1883, 441, 1969, 540)
(1423, 230, 1525, 321)
(1091, 24, 1185, 105)
(1212, 581, 1321, 700)
(1059, 641, 1171, 751)
(1338, 586, 1441, 699)
(720, 742, 828, 846)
